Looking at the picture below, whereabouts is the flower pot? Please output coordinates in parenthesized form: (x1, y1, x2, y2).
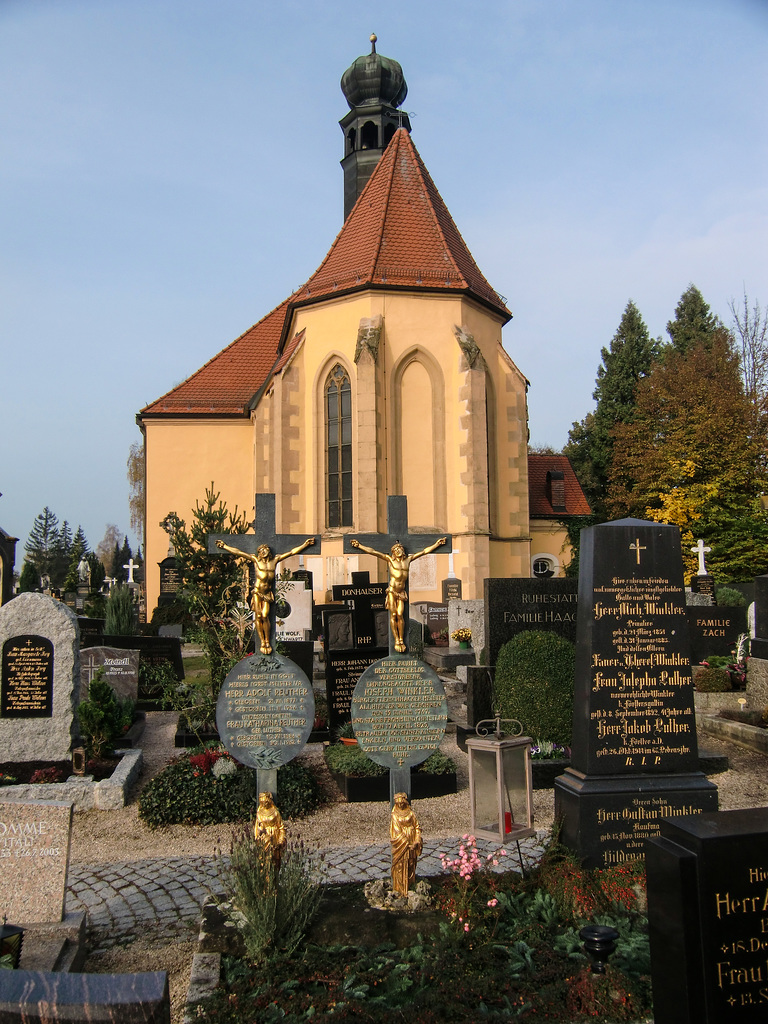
(339, 737, 358, 746)
(459, 640, 469, 649)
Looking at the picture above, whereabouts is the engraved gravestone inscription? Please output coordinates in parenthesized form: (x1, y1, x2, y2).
(1, 636, 53, 717)
(0, 800, 73, 924)
(216, 653, 314, 771)
(555, 518, 718, 869)
(325, 649, 384, 730)
(646, 809, 768, 1023)
(351, 656, 447, 770)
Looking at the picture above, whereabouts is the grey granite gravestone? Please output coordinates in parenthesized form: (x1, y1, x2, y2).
(0, 799, 73, 924)
(554, 518, 718, 868)
(0, 593, 79, 762)
(646, 808, 768, 1023)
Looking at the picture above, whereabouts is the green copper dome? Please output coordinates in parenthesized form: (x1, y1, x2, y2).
(341, 34, 407, 110)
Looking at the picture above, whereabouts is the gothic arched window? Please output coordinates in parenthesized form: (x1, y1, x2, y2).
(326, 364, 352, 527)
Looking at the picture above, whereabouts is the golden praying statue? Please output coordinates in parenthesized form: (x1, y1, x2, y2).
(254, 791, 286, 868)
(215, 536, 315, 654)
(349, 537, 447, 652)
(390, 792, 423, 895)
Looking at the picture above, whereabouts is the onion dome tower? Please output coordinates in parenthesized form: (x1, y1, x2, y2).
(340, 34, 411, 220)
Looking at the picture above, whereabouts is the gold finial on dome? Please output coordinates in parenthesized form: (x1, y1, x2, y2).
(370, 33, 377, 53)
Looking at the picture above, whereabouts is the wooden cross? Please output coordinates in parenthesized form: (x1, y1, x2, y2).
(629, 538, 646, 565)
(343, 496, 451, 656)
(691, 538, 712, 576)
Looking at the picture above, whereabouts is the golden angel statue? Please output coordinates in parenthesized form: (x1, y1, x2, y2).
(254, 791, 286, 869)
(390, 792, 423, 895)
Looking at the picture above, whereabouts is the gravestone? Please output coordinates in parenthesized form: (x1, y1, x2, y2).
(687, 607, 747, 664)
(442, 577, 462, 602)
(646, 808, 768, 1023)
(324, 609, 354, 650)
(0, 593, 79, 762)
(484, 577, 578, 666)
(79, 646, 140, 702)
(413, 602, 449, 645)
(275, 580, 313, 642)
(332, 576, 387, 648)
(157, 556, 181, 607)
(689, 574, 716, 601)
(554, 519, 718, 868)
(323, 598, 387, 730)
(216, 652, 314, 793)
(344, 495, 451, 800)
(0, 799, 73, 923)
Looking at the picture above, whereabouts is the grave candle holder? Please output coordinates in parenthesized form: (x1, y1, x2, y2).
(0, 916, 24, 969)
(466, 713, 535, 846)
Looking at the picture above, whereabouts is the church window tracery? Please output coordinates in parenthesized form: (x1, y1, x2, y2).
(325, 364, 353, 527)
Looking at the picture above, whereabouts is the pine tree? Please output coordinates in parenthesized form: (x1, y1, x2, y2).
(19, 560, 40, 593)
(24, 507, 60, 584)
(63, 526, 90, 592)
(565, 300, 659, 518)
(666, 284, 720, 355)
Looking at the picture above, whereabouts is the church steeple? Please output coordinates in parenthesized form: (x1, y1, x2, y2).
(339, 35, 411, 221)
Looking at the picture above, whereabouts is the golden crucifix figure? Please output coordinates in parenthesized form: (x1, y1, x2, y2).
(215, 536, 315, 654)
(350, 536, 446, 652)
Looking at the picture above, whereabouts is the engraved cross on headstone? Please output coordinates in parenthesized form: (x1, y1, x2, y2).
(691, 538, 712, 576)
(629, 537, 646, 564)
(343, 496, 451, 656)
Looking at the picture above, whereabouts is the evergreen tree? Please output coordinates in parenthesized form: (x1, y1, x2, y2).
(24, 507, 60, 584)
(111, 542, 124, 583)
(608, 328, 766, 580)
(565, 300, 659, 518)
(19, 560, 40, 593)
(666, 284, 720, 355)
(51, 519, 73, 588)
(118, 536, 133, 582)
(87, 551, 106, 593)
(63, 526, 90, 592)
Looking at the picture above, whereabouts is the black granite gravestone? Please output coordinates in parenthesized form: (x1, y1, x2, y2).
(1, 635, 54, 717)
(442, 577, 462, 602)
(554, 518, 718, 868)
(325, 649, 385, 730)
(332, 576, 387, 648)
(484, 577, 578, 666)
(689, 573, 716, 600)
(687, 607, 747, 664)
(157, 556, 181, 606)
(646, 808, 768, 1023)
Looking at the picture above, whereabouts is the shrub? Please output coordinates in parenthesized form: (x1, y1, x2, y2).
(495, 630, 575, 746)
(104, 584, 136, 635)
(138, 750, 320, 827)
(715, 585, 746, 607)
(694, 666, 732, 692)
(30, 766, 65, 784)
(77, 671, 135, 758)
(216, 822, 325, 961)
(323, 743, 455, 777)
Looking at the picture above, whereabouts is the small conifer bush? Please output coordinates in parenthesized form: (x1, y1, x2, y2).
(495, 630, 575, 746)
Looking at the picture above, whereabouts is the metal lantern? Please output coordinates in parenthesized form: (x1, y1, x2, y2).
(466, 713, 535, 846)
(0, 916, 25, 969)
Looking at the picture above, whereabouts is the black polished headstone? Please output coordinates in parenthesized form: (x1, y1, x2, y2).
(442, 577, 462, 602)
(646, 808, 768, 1024)
(332, 578, 387, 648)
(554, 519, 717, 868)
(689, 573, 716, 600)
(325, 647, 386, 730)
(484, 577, 578, 666)
(1, 635, 53, 718)
(157, 557, 181, 606)
(687, 607, 747, 664)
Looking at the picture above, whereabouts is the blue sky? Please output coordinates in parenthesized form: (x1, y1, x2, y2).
(2, 0, 767, 559)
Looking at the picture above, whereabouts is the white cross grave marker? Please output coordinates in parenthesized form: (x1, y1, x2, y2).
(690, 538, 711, 576)
(123, 558, 138, 584)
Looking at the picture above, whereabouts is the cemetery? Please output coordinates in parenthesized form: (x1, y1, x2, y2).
(3, 26, 768, 1024)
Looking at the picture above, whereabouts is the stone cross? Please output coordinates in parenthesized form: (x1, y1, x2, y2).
(123, 558, 138, 584)
(343, 496, 451, 656)
(691, 538, 712, 576)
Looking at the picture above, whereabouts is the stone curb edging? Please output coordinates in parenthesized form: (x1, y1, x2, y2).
(696, 712, 768, 754)
(183, 952, 221, 1024)
(0, 748, 142, 810)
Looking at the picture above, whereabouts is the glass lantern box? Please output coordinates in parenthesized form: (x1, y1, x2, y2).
(466, 726, 535, 844)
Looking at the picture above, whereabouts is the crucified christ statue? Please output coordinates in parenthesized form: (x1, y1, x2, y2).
(349, 536, 447, 652)
(215, 536, 315, 655)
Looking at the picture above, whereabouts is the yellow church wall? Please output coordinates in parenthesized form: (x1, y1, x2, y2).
(143, 417, 254, 612)
(530, 519, 572, 577)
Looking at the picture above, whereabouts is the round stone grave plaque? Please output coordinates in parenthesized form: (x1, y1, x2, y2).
(351, 654, 447, 769)
(216, 652, 314, 770)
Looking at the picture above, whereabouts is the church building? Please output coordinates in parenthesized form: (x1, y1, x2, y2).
(138, 39, 585, 613)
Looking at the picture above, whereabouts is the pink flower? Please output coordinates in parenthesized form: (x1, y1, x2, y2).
(464, 923, 470, 932)
(487, 898, 498, 907)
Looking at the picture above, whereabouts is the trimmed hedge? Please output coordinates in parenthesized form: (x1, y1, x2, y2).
(694, 666, 732, 692)
(495, 630, 575, 746)
(323, 743, 456, 778)
(138, 749, 321, 827)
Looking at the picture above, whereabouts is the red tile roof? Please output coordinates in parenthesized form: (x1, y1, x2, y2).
(528, 455, 591, 517)
(140, 129, 509, 418)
